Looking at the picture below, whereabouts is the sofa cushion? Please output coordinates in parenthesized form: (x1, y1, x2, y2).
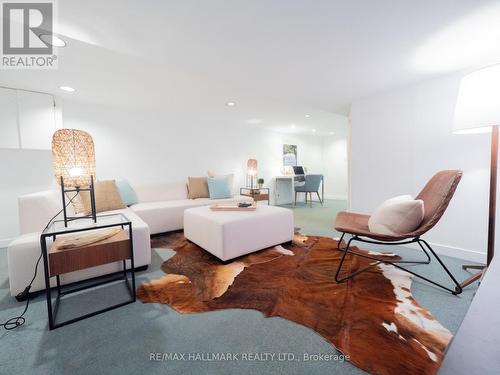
(134, 182, 188, 203)
(208, 171, 235, 194)
(19, 190, 75, 235)
(116, 180, 139, 206)
(368, 195, 424, 236)
(187, 177, 209, 199)
(207, 176, 232, 199)
(130, 199, 205, 234)
(79, 180, 126, 214)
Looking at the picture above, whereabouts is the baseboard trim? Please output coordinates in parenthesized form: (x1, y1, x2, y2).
(0, 238, 14, 248)
(404, 241, 486, 264)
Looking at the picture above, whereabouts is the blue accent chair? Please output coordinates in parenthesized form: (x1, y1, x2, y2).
(294, 174, 323, 207)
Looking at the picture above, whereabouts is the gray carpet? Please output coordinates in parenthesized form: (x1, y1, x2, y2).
(0, 200, 478, 375)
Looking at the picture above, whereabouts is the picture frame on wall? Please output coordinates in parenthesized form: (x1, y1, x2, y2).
(283, 144, 297, 166)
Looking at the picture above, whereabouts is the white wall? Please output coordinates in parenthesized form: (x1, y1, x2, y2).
(322, 135, 349, 200)
(350, 73, 491, 262)
(0, 149, 55, 246)
(61, 100, 326, 188)
(0, 87, 60, 150)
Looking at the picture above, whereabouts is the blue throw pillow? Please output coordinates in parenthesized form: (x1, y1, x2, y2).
(207, 176, 232, 199)
(116, 180, 138, 206)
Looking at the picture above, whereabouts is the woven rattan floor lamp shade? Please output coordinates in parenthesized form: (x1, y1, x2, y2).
(52, 129, 96, 187)
(52, 129, 97, 226)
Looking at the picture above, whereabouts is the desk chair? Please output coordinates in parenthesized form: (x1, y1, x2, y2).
(294, 174, 323, 207)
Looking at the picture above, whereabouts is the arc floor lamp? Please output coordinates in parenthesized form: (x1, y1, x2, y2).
(454, 63, 500, 289)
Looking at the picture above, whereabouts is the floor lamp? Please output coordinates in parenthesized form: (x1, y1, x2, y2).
(454, 63, 500, 289)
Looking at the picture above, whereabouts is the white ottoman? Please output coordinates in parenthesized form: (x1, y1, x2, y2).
(184, 205, 294, 261)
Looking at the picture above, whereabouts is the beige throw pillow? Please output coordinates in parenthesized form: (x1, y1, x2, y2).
(368, 195, 424, 236)
(79, 180, 126, 214)
(187, 177, 209, 199)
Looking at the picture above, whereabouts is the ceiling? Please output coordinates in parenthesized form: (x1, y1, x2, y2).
(2, 0, 500, 136)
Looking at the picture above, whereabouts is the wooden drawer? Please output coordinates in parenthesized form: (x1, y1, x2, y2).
(49, 230, 130, 277)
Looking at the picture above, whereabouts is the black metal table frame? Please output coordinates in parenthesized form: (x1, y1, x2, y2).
(240, 187, 271, 205)
(40, 214, 136, 330)
(334, 232, 463, 295)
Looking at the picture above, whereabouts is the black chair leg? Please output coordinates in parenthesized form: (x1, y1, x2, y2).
(419, 239, 463, 294)
(334, 234, 463, 295)
(335, 236, 382, 282)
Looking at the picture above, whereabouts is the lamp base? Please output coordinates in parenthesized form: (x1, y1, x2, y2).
(246, 175, 257, 190)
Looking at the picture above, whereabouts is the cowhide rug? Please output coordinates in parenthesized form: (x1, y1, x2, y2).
(137, 232, 452, 375)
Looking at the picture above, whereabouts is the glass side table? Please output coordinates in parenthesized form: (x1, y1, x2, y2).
(40, 213, 136, 330)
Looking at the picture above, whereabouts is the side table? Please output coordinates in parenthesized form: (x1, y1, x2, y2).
(40, 213, 136, 330)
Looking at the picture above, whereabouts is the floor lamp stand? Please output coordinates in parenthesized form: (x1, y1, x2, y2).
(459, 125, 498, 290)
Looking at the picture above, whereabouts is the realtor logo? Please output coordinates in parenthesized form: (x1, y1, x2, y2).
(1, 1, 57, 69)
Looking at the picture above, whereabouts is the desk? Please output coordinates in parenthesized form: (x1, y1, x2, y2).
(274, 175, 324, 205)
(274, 176, 294, 205)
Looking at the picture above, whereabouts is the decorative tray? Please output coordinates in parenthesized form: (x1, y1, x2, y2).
(209, 203, 257, 211)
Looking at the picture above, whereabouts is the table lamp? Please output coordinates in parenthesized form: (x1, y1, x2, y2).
(52, 129, 97, 226)
(454, 63, 500, 289)
(246, 159, 258, 190)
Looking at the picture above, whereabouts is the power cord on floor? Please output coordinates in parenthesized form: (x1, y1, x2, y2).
(1, 192, 79, 331)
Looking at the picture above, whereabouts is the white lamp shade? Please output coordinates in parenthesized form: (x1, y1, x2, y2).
(454, 63, 500, 133)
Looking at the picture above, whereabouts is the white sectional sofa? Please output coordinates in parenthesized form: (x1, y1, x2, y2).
(7, 182, 252, 296)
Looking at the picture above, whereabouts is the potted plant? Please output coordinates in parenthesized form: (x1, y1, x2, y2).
(257, 178, 264, 189)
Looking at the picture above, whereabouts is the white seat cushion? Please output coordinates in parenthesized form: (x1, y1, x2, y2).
(130, 199, 205, 234)
(368, 195, 425, 236)
(184, 205, 294, 261)
(18, 190, 76, 235)
(133, 182, 188, 203)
